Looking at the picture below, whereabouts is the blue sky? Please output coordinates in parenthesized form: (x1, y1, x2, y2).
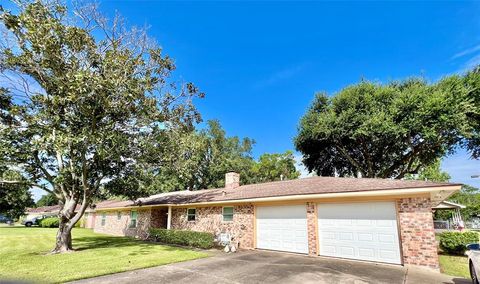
(15, 1, 480, 199)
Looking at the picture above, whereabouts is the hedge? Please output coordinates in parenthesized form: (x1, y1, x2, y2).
(149, 228, 214, 249)
(439, 231, 479, 255)
(40, 217, 60, 228)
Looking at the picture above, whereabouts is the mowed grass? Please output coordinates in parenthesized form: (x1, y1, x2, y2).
(0, 226, 209, 283)
(439, 254, 470, 279)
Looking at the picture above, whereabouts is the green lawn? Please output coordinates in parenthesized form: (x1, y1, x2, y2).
(0, 226, 209, 283)
(439, 254, 470, 279)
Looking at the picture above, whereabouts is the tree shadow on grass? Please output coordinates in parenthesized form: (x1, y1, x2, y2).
(73, 236, 183, 254)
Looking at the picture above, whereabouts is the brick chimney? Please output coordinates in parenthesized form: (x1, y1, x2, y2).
(225, 172, 240, 189)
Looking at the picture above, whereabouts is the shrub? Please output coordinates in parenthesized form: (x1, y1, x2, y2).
(40, 217, 60, 228)
(149, 228, 214, 249)
(439, 231, 479, 255)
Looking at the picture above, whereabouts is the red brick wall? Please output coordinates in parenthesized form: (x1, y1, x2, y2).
(93, 209, 152, 239)
(151, 208, 168, 228)
(171, 204, 255, 249)
(397, 197, 439, 269)
(306, 202, 318, 256)
(83, 211, 96, 229)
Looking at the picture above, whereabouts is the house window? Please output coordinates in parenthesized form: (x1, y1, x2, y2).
(223, 207, 234, 222)
(117, 211, 121, 220)
(101, 213, 106, 226)
(130, 211, 138, 228)
(187, 208, 196, 221)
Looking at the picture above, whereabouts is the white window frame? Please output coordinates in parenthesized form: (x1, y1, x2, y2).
(222, 206, 234, 222)
(130, 210, 138, 228)
(101, 213, 106, 226)
(187, 208, 196, 222)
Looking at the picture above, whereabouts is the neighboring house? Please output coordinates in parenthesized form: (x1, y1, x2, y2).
(432, 201, 466, 231)
(25, 205, 83, 223)
(24, 205, 62, 220)
(89, 172, 461, 270)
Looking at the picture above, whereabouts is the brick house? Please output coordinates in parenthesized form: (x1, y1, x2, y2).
(89, 172, 461, 270)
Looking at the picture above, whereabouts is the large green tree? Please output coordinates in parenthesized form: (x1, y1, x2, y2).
(295, 78, 472, 179)
(145, 120, 300, 192)
(463, 66, 480, 158)
(36, 192, 58, 207)
(0, 1, 202, 252)
(251, 151, 300, 183)
(405, 159, 451, 183)
(0, 88, 34, 218)
(146, 120, 255, 191)
(0, 170, 34, 219)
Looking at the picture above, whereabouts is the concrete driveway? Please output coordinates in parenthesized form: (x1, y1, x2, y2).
(71, 250, 470, 284)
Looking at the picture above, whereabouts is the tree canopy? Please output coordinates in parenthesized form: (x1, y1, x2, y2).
(295, 77, 475, 179)
(405, 159, 451, 183)
(463, 66, 480, 158)
(36, 192, 58, 207)
(0, 1, 299, 252)
(251, 151, 300, 183)
(0, 170, 34, 219)
(0, 0, 202, 252)
(143, 120, 300, 193)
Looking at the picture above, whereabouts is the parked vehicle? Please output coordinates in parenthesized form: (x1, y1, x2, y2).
(467, 243, 480, 284)
(0, 214, 13, 224)
(21, 216, 46, 227)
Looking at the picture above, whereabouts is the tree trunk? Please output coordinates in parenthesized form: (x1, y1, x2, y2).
(52, 216, 73, 253)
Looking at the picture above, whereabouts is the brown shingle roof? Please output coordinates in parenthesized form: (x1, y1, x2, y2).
(26, 204, 82, 213)
(94, 176, 461, 209)
(26, 205, 61, 213)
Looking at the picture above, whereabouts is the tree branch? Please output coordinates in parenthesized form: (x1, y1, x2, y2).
(33, 150, 55, 184)
(336, 142, 367, 177)
(0, 179, 54, 194)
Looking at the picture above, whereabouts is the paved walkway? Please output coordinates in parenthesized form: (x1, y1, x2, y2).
(71, 250, 470, 284)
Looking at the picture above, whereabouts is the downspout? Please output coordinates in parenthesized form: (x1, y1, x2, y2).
(167, 206, 172, 230)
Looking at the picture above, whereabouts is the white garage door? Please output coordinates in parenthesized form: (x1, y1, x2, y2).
(256, 205, 308, 254)
(318, 202, 401, 264)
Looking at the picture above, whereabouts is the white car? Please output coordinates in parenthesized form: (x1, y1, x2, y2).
(467, 243, 480, 284)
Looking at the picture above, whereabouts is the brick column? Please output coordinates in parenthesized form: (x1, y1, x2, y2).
(306, 202, 318, 256)
(397, 197, 439, 270)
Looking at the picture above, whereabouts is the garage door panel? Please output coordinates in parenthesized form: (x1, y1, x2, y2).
(339, 246, 355, 256)
(323, 245, 336, 254)
(379, 249, 397, 259)
(318, 202, 401, 264)
(378, 234, 395, 243)
(256, 205, 308, 254)
(359, 248, 375, 258)
(322, 231, 336, 240)
(339, 232, 354, 241)
(358, 233, 374, 241)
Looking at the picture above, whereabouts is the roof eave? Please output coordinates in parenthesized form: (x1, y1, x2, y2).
(95, 184, 461, 211)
